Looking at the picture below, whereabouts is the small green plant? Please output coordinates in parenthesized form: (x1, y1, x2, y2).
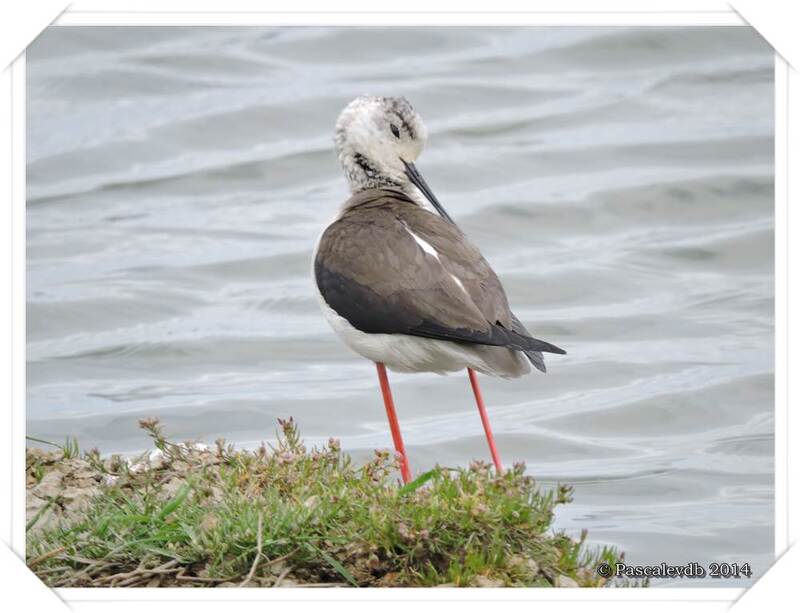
(26, 418, 630, 588)
(26, 435, 80, 460)
(61, 436, 80, 460)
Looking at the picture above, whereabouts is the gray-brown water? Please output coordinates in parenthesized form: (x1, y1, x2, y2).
(26, 26, 774, 585)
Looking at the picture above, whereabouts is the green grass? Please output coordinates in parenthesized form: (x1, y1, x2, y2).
(26, 418, 630, 588)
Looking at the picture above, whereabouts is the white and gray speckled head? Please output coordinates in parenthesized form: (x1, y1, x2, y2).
(334, 96, 428, 194)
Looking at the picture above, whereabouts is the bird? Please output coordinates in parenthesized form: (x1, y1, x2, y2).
(313, 95, 565, 483)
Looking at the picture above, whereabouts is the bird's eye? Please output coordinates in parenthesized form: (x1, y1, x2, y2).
(390, 124, 401, 138)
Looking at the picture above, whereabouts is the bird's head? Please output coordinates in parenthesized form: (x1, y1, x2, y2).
(335, 95, 426, 190)
(334, 96, 453, 223)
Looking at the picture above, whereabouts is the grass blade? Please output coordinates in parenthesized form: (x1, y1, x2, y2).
(158, 484, 191, 520)
(398, 469, 438, 496)
(26, 436, 62, 449)
(26, 497, 56, 532)
(305, 542, 358, 587)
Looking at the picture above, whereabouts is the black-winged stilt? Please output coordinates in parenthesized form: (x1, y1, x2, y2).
(314, 96, 565, 483)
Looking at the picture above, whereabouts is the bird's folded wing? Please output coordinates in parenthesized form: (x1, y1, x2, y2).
(315, 193, 564, 355)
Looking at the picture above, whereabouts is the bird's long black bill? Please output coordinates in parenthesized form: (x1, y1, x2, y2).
(402, 160, 455, 224)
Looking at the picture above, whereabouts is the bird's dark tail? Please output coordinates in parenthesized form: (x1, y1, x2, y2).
(509, 312, 565, 374)
(524, 350, 547, 373)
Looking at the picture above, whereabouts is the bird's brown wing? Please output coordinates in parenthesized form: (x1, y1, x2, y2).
(315, 189, 565, 355)
(398, 204, 554, 369)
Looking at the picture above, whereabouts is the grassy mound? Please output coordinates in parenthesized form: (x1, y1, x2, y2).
(26, 418, 625, 587)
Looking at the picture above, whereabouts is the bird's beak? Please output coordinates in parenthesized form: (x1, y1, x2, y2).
(402, 159, 455, 224)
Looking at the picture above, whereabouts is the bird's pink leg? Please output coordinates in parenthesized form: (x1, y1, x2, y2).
(375, 362, 412, 484)
(467, 368, 503, 473)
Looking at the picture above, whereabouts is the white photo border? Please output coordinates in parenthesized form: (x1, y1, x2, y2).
(2, 2, 794, 610)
